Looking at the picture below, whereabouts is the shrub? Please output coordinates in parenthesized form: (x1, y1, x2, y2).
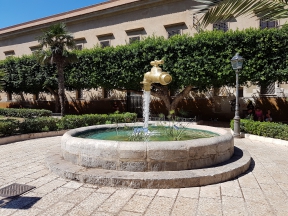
(0, 112, 137, 136)
(20, 117, 59, 133)
(231, 119, 288, 140)
(0, 108, 52, 118)
(58, 112, 137, 130)
(0, 119, 20, 136)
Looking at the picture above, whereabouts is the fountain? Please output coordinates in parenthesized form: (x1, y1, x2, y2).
(46, 60, 251, 188)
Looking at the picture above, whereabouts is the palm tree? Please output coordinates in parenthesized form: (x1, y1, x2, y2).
(37, 23, 77, 116)
(193, 0, 288, 28)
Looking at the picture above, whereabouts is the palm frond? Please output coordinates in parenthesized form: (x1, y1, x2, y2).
(36, 22, 76, 54)
(193, 0, 288, 27)
(36, 22, 77, 66)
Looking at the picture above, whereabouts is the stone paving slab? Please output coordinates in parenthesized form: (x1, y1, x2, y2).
(0, 134, 287, 215)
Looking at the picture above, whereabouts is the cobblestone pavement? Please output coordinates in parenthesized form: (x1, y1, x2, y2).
(0, 134, 288, 215)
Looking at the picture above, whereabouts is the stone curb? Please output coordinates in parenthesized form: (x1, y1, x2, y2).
(0, 130, 68, 145)
(45, 146, 251, 189)
(245, 134, 288, 146)
(230, 129, 288, 146)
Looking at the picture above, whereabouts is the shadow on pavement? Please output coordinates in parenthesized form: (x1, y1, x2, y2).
(0, 196, 41, 209)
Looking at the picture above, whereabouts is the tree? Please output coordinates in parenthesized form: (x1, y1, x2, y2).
(0, 69, 5, 91)
(0, 56, 58, 105)
(65, 30, 288, 114)
(36, 23, 77, 116)
(193, 0, 288, 28)
(2, 29, 288, 115)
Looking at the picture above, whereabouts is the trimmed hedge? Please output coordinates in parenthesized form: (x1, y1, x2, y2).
(0, 108, 52, 118)
(20, 117, 59, 133)
(0, 119, 20, 136)
(58, 112, 137, 129)
(2, 26, 288, 95)
(0, 112, 137, 137)
(231, 119, 288, 141)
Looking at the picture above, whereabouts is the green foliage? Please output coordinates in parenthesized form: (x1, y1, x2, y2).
(230, 119, 288, 140)
(0, 108, 52, 118)
(2, 27, 288, 93)
(20, 117, 59, 133)
(192, 0, 288, 28)
(0, 56, 57, 94)
(0, 112, 137, 136)
(0, 119, 20, 136)
(37, 23, 76, 53)
(0, 68, 5, 90)
(57, 112, 137, 130)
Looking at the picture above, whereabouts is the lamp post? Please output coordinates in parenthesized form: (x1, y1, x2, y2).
(231, 53, 244, 137)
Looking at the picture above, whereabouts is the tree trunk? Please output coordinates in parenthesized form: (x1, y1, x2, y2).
(57, 62, 66, 116)
(46, 86, 60, 113)
(151, 85, 193, 114)
(19, 92, 25, 101)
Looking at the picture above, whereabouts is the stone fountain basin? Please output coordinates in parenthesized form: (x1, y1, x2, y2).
(61, 123, 234, 172)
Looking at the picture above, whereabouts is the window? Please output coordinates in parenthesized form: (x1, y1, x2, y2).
(164, 22, 186, 39)
(260, 82, 275, 95)
(100, 40, 110, 48)
(76, 44, 83, 50)
(74, 38, 86, 50)
(125, 27, 146, 44)
(4, 50, 15, 57)
(129, 36, 140, 44)
(167, 29, 181, 38)
(260, 19, 278, 29)
(97, 33, 114, 48)
(213, 22, 229, 32)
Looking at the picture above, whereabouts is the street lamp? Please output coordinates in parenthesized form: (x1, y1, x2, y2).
(231, 53, 244, 137)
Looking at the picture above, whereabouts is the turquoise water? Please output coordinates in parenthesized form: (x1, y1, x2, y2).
(76, 126, 219, 141)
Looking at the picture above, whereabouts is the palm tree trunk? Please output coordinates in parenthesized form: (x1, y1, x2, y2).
(56, 62, 66, 116)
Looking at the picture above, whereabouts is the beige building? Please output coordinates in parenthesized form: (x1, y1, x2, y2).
(0, 0, 288, 119)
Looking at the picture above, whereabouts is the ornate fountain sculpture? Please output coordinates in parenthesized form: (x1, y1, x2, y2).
(141, 60, 172, 128)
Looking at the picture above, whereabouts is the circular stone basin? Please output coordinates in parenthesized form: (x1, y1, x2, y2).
(61, 123, 234, 172)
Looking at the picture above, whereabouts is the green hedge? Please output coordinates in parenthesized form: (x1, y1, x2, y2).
(231, 119, 288, 140)
(0, 108, 52, 118)
(0, 119, 20, 136)
(58, 112, 137, 129)
(20, 117, 59, 133)
(0, 112, 137, 137)
(2, 26, 288, 95)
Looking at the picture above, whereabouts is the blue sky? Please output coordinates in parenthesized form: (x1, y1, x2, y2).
(0, 0, 108, 29)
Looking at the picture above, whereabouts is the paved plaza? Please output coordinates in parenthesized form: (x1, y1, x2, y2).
(0, 126, 288, 215)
